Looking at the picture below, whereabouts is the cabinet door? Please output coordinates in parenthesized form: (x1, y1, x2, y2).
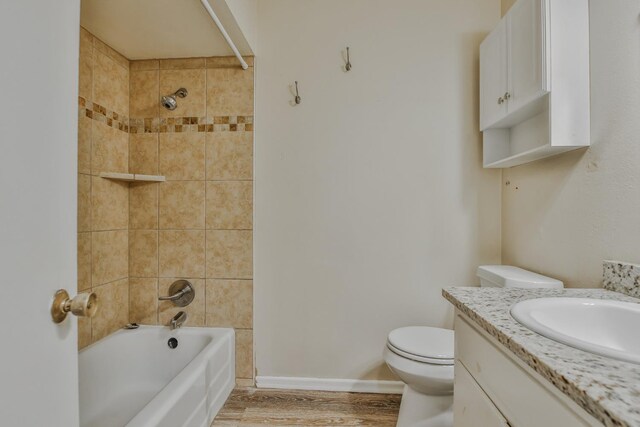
(454, 361, 510, 427)
(507, 0, 549, 112)
(479, 19, 508, 130)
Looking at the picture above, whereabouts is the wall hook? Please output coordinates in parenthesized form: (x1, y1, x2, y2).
(345, 47, 352, 71)
(294, 81, 301, 105)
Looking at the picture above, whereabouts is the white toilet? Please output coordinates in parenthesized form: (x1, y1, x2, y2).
(384, 265, 563, 427)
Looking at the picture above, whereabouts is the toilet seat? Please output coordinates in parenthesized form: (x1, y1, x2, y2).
(383, 346, 454, 395)
(387, 326, 454, 365)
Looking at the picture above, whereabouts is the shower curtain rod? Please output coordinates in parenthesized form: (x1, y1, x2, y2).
(200, 0, 249, 70)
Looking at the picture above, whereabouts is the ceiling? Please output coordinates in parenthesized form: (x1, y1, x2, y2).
(80, 0, 253, 60)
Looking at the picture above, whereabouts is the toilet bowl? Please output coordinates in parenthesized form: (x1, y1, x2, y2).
(385, 265, 564, 427)
(384, 326, 454, 427)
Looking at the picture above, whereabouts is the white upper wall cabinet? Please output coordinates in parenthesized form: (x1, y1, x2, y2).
(507, 0, 548, 113)
(480, 20, 508, 129)
(479, 0, 589, 168)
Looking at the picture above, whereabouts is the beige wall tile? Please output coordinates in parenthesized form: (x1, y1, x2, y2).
(235, 329, 253, 379)
(205, 280, 252, 328)
(78, 317, 92, 350)
(159, 181, 205, 229)
(76, 32, 256, 348)
(159, 230, 205, 278)
(92, 278, 129, 342)
(130, 133, 159, 175)
(93, 37, 129, 70)
(78, 111, 92, 175)
(78, 174, 91, 232)
(158, 278, 205, 326)
(129, 230, 158, 277)
(235, 378, 255, 387)
(94, 51, 129, 115)
(205, 132, 253, 180)
(131, 59, 159, 71)
(130, 183, 158, 229)
(160, 58, 206, 70)
(78, 28, 93, 101)
(78, 232, 92, 292)
(159, 69, 206, 118)
(206, 181, 252, 230)
(206, 56, 254, 68)
(92, 121, 128, 174)
(206, 230, 252, 279)
(159, 133, 205, 180)
(92, 230, 128, 285)
(130, 70, 159, 118)
(207, 68, 254, 116)
(130, 278, 158, 324)
(91, 176, 128, 231)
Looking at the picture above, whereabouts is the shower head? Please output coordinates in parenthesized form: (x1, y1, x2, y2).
(161, 88, 188, 110)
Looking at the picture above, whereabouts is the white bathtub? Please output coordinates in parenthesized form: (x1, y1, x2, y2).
(79, 326, 235, 427)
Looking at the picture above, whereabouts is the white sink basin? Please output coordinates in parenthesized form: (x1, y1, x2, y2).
(511, 297, 640, 364)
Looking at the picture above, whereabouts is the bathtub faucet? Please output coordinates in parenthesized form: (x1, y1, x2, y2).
(170, 311, 188, 330)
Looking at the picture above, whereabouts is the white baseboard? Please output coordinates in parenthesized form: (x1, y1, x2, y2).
(255, 376, 405, 394)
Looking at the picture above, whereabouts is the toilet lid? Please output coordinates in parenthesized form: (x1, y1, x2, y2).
(387, 327, 454, 364)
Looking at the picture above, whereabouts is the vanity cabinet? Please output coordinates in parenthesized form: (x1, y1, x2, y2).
(453, 312, 601, 427)
(479, 0, 589, 168)
(454, 361, 509, 427)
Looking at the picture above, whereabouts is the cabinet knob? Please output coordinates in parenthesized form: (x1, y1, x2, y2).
(497, 96, 504, 105)
(504, 92, 511, 100)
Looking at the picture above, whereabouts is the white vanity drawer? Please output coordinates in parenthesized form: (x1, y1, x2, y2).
(455, 313, 600, 427)
(454, 360, 509, 427)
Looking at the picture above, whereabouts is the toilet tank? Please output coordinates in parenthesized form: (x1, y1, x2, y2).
(477, 265, 563, 289)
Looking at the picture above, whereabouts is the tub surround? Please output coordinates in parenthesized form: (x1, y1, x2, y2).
(603, 260, 640, 298)
(77, 27, 255, 385)
(127, 56, 254, 385)
(444, 287, 640, 427)
(77, 28, 131, 349)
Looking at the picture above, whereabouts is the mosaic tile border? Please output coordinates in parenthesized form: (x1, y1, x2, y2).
(129, 116, 253, 133)
(79, 97, 129, 132)
(603, 260, 640, 298)
(78, 97, 253, 134)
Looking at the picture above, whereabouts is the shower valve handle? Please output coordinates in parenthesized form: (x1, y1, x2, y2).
(159, 288, 189, 301)
(158, 280, 195, 307)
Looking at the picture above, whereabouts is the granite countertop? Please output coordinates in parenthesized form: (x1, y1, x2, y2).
(443, 287, 640, 427)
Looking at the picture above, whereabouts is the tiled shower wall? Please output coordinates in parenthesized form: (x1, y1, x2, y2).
(127, 56, 254, 384)
(77, 28, 255, 384)
(77, 28, 130, 348)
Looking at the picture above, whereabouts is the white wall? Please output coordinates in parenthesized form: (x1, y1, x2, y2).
(254, 0, 502, 381)
(0, 0, 80, 424)
(501, 0, 640, 287)
(226, 0, 258, 53)
(501, 0, 517, 16)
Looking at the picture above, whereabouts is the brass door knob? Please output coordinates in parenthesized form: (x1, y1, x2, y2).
(51, 289, 98, 323)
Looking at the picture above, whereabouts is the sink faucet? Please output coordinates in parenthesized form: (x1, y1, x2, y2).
(170, 311, 187, 330)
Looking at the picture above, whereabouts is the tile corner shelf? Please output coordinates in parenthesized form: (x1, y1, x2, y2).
(100, 172, 165, 182)
(479, 0, 590, 169)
